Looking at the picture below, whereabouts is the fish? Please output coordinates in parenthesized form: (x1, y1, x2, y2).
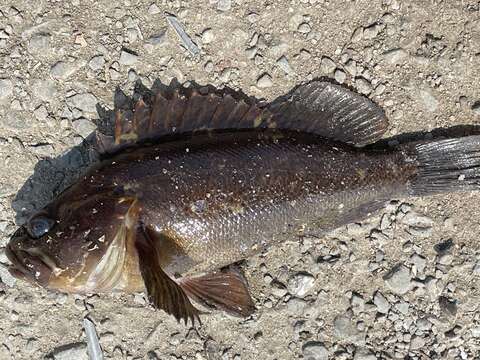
(6, 79, 480, 324)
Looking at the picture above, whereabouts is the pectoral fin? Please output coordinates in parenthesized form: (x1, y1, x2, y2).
(178, 267, 255, 317)
(135, 225, 200, 325)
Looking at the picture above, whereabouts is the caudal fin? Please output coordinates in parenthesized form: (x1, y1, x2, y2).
(409, 136, 480, 196)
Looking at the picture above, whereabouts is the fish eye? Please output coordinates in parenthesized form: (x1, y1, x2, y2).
(28, 216, 55, 238)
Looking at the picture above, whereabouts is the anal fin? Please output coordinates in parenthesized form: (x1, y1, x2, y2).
(179, 267, 255, 318)
(135, 225, 200, 325)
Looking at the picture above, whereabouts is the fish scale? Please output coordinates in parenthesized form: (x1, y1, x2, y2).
(98, 131, 414, 275)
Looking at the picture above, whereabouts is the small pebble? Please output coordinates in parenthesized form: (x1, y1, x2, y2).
(276, 56, 293, 75)
(351, 27, 363, 42)
(88, 55, 105, 71)
(434, 238, 453, 254)
(119, 49, 139, 65)
(409, 336, 425, 350)
(288, 272, 315, 297)
(438, 254, 453, 266)
(472, 101, 480, 116)
(438, 296, 457, 317)
(353, 349, 377, 360)
(52, 343, 88, 360)
(302, 342, 328, 360)
(148, 3, 161, 14)
(146, 31, 167, 46)
(382, 48, 408, 64)
(402, 211, 433, 237)
(334, 69, 347, 84)
(297, 23, 311, 34)
(333, 314, 364, 343)
(344, 60, 357, 76)
(0, 79, 13, 99)
(217, 0, 232, 11)
(363, 23, 381, 39)
(67, 93, 98, 113)
(201, 29, 215, 44)
(383, 264, 411, 295)
(204, 61, 214, 73)
(410, 254, 426, 273)
(373, 291, 390, 314)
(34, 105, 48, 121)
(32, 79, 57, 102)
(50, 61, 82, 80)
(355, 77, 372, 95)
(257, 73, 273, 88)
(28, 33, 50, 53)
(418, 88, 439, 112)
(321, 56, 336, 74)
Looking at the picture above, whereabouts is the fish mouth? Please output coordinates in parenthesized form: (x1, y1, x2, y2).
(6, 227, 58, 287)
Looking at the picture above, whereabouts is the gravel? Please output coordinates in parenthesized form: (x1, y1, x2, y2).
(472, 101, 480, 116)
(51, 60, 85, 80)
(302, 342, 328, 360)
(217, 0, 232, 12)
(52, 343, 88, 360)
(257, 73, 273, 88)
(320, 56, 336, 74)
(353, 349, 377, 360)
(27, 33, 50, 53)
(383, 264, 412, 295)
(72, 118, 97, 138)
(418, 88, 440, 112)
(288, 272, 315, 297)
(334, 69, 347, 84)
(355, 77, 372, 95)
(382, 48, 408, 64)
(333, 313, 365, 344)
(31, 79, 57, 102)
(373, 291, 390, 314)
(88, 55, 106, 71)
(276, 56, 293, 75)
(0, 79, 13, 100)
(119, 49, 139, 66)
(1, 1, 480, 359)
(67, 93, 98, 114)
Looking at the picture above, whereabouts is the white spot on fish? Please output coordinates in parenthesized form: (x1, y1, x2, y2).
(190, 200, 207, 213)
(88, 244, 99, 251)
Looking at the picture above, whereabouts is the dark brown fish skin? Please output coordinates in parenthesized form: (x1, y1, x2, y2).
(90, 129, 417, 278)
(6, 177, 142, 292)
(6, 126, 420, 296)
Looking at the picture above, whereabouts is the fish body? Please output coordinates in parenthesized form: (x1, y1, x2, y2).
(94, 130, 412, 278)
(7, 80, 480, 323)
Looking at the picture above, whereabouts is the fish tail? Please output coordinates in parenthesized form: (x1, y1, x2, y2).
(408, 135, 480, 196)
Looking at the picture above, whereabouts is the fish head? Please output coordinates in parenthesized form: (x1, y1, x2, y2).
(6, 185, 141, 293)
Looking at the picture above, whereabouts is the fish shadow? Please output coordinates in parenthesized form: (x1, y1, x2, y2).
(10, 78, 480, 225)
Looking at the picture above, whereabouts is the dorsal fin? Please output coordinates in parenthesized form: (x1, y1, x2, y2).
(95, 79, 388, 154)
(267, 81, 388, 147)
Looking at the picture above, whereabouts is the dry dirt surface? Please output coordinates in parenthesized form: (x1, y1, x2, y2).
(1, 0, 480, 359)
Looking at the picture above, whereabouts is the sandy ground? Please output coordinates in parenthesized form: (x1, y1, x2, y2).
(1, 0, 480, 359)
